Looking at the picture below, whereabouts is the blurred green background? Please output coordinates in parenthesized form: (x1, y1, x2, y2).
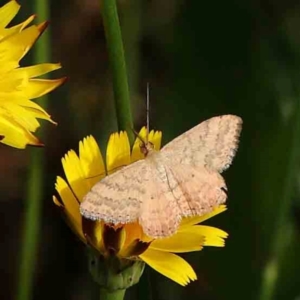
(2, 0, 300, 299)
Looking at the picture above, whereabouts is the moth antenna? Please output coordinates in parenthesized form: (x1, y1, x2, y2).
(84, 164, 127, 180)
(131, 127, 146, 145)
(85, 172, 106, 180)
(146, 82, 150, 143)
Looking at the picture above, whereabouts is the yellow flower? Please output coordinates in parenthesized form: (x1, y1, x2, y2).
(53, 128, 228, 286)
(0, 1, 66, 148)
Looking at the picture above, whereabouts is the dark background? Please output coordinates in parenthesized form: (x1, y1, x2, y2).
(2, 0, 300, 299)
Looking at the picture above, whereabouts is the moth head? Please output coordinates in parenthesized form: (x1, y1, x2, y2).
(132, 128, 154, 156)
(140, 141, 154, 156)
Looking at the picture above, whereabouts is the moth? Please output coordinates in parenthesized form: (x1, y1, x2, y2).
(80, 115, 242, 238)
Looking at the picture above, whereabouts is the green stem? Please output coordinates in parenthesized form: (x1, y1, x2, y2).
(101, 0, 134, 143)
(99, 289, 126, 300)
(88, 250, 144, 300)
(259, 86, 300, 300)
(16, 2, 50, 300)
(120, 0, 141, 116)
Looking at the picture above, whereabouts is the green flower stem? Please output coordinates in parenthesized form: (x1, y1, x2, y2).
(259, 96, 300, 300)
(16, 2, 50, 300)
(89, 249, 145, 300)
(101, 0, 134, 143)
(121, 0, 141, 114)
(99, 289, 126, 300)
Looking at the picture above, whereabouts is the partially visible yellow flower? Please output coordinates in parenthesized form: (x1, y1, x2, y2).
(54, 128, 228, 286)
(0, 1, 66, 148)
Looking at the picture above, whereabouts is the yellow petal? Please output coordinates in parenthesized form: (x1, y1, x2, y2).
(53, 196, 85, 244)
(25, 78, 67, 99)
(119, 239, 150, 258)
(4, 15, 35, 37)
(18, 63, 62, 78)
(0, 60, 18, 73)
(140, 249, 197, 286)
(0, 111, 42, 148)
(82, 218, 105, 252)
(0, 68, 28, 91)
(93, 222, 105, 252)
(131, 127, 147, 162)
(138, 127, 148, 140)
(0, 93, 54, 124)
(120, 223, 153, 257)
(53, 195, 63, 207)
(21, 106, 55, 124)
(131, 127, 162, 162)
(54, 177, 84, 240)
(149, 230, 204, 253)
(62, 150, 90, 202)
(0, 25, 40, 63)
(79, 135, 106, 187)
(106, 131, 130, 173)
(0, 1, 20, 29)
(37, 21, 48, 33)
(195, 225, 228, 247)
(148, 129, 162, 151)
(0, 4, 64, 150)
(180, 205, 227, 227)
(1, 97, 49, 115)
(0, 102, 40, 132)
(123, 222, 144, 248)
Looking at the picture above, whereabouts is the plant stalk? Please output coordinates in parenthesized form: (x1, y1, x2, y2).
(101, 0, 134, 143)
(99, 289, 126, 300)
(16, 1, 50, 300)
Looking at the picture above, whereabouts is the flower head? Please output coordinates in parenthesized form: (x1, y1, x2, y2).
(54, 128, 228, 286)
(0, 1, 66, 148)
